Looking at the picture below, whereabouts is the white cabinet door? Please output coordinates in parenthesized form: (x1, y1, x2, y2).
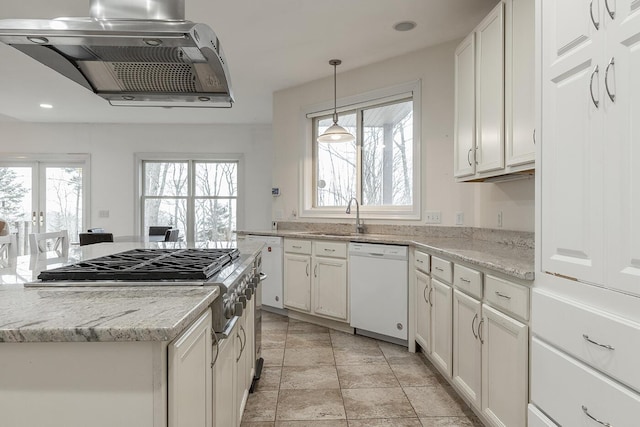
(505, 0, 535, 167)
(481, 304, 528, 427)
(476, 2, 505, 173)
(540, 0, 605, 285)
(454, 32, 477, 178)
(168, 309, 212, 427)
(606, 0, 640, 296)
(415, 269, 431, 353)
(313, 257, 348, 321)
(214, 334, 236, 427)
(452, 290, 482, 409)
(235, 315, 250, 425)
(283, 253, 311, 312)
(431, 278, 453, 377)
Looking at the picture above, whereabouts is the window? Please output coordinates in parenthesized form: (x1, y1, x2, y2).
(305, 82, 420, 219)
(140, 158, 240, 242)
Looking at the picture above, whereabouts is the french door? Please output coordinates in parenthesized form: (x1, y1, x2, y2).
(0, 156, 88, 251)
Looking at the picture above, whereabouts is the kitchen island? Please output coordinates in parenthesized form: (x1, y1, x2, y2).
(0, 240, 263, 427)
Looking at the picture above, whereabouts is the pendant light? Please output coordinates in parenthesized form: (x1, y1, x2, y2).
(317, 59, 355, 143)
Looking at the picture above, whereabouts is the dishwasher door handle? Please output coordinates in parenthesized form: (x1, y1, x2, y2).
(368, 253, 385, 257)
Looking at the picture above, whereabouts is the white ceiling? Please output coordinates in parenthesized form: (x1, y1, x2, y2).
(0, 0, 497, 125)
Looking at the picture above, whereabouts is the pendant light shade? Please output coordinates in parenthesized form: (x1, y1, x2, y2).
(317, 59, 355, 144)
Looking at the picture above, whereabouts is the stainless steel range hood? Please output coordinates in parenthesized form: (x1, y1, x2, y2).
(0, 0, 234, 108)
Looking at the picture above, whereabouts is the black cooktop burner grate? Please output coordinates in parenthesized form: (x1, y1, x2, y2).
(38, 248, 240, 281)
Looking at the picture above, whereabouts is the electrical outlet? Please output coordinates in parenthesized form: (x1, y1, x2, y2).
(425, 210, 442, 224)
(497, 211, 503, 228)
(98, 210, 109, 218)
(455, 212, 464, 225)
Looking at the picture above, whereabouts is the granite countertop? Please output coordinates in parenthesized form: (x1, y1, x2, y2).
(0, 240, 263, 343)
(242, 226, 534, 281)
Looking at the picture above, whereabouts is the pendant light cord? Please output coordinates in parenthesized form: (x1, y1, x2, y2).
(333, 62, 338, 124)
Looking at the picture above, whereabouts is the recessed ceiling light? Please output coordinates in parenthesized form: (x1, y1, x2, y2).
(393, 21, 417, 32)
(39, 103, 53, 109)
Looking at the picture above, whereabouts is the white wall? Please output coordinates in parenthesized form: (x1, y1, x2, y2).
(0, 122, 273, 236)
(272, 40, 534, 232)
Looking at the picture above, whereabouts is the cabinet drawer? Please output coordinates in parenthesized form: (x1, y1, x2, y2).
(284, 239, 311, 255)
(431, 256, 452, 283)
(453, 264, 482, 299)
(531, 338, 640, 427)
(484, 274, 529, 320)
(532, 289, 640, 393)
(415, 251, 430, 273)
(528, 404, 557, 426)
(314, 241, 347, 258)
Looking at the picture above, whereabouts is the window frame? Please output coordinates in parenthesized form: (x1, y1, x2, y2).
(301, 80, 421, 220)
(135, 153, 244, 241)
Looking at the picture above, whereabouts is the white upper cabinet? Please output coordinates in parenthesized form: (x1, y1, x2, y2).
(454, 32, 477, 178)
(505, 0, 535, 167)
(476, 2, 505, 174)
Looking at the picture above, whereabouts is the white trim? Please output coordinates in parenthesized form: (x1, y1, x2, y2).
(300, 80, 422, 220)
(134, 153, 245, 240)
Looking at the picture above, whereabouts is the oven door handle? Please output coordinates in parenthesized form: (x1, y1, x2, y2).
(216, 316, 239, 340)
(259, 272, 268, 281)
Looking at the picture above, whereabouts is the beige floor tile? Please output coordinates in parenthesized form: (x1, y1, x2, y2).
(378, 342, 424, 364)
(404, 387, 467, 417)
(348, 418, 423, 426)
(276, 421, 348, 426)
(419, 417, 478, 426)
(263, 348, 285, 367)
(285, 332, 332, 348)
(264, 321, 290, 332)
(276, 389, 346, 421)
(280, 365, 340, 389)
(342, 387, 417, 419)
(337, 364, 400, 389)
(389, 360, 440, 387)
(334, 346, 387, 365)
(283, 347, 335, 366)
(330, 330, 380, 349)
(263, 331, 287, 349)
(242, 390, 279, 422)
(263, 311, 289, 322)
(254, 367, 282, 391)
(287, 321, 330, 334)
(241, 422, 275, 427)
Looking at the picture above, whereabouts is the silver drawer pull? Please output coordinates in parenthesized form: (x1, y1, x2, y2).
(460, 277, 471, 283)
(417, 258, 424, 263)
(324, 248, 336, 252)
(435, 266, 444, 272)
(582, 405, 612, 427)
(292, 245, 302, 249)
(583, 334, 615, 350)
(495, 291, 511, 299)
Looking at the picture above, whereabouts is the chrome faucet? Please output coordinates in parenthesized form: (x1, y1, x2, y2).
(346, 197, 365, 234)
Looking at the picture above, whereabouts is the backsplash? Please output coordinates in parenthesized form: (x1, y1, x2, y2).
(274, 222, 534, 249)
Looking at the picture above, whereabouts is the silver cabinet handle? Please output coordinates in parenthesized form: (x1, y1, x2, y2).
(460, 277, 471, 284)
(478, 318, 484, 344)
(582, 405, 612, 426)
(32, 211, 37, 226)
(471, 313, 479, 339)
(495, 291, 512, 299)
(292, 245, 302, 249)
(590, 65, 600, 108)
(314, 264, 318, 278)
(240, 325, 246, 353)
(533, 129, 536, 144)
(417, 258, 424, 263)
(39, 211, 44, 227)
(590, 0, 600, 29)
(306, 263, 309, 277)
(324, 248, 335, 252)
(435, 266, 444, 272)
(236, 332, 243, 362)
(211, 329, 220, 368)
(605, 57, 615, 102)
(428, 287, 433, 307)
(423, 284, 429, 304)
(604, 0, 615, 19)
(583, 334, 615, 350)
(467, 148, 473, 166)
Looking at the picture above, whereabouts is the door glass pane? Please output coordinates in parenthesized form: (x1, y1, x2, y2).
(45, 167, 83, 242)
(195, 162, 238, 197)
(144, 198, 186, 238)
(315, 112, 357, 207)
(0, 166, 32, 255)
(144, 162, 189, 197)
(195, 199, 236, 242)
(362, 100, 413, 206)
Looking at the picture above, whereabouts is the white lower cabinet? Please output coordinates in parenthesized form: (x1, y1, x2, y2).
(481, 304, 528, 427)
(430, 278, 453, 377)
(415, 269, 431, 353)
(452, 290, 481, 408)
(168, 309, 213, 427)
(313, 255, 348, 320)
(235, 314, 250, 424)
(283, 252, 311, 312)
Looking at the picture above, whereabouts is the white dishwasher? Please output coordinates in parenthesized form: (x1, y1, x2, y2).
(349, 242, 408, 341)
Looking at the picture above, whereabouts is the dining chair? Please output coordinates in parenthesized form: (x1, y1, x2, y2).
(29, 230, 69, 255)
(79, 232, 114, 246)
(164, 229, 180, 242)
(149, 226, 172, 237)
(0, 234, 17, 259)
(87, 228, 105, 233)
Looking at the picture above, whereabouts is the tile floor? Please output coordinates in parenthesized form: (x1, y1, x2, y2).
(242, 311, 483, 427)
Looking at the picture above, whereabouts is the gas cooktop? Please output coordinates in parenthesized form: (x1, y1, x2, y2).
(37, 248, 240, 282)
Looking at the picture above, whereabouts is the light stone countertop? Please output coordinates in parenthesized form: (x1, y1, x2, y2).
(0, 240, 262, 343)
(241, 226, 534, 281)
